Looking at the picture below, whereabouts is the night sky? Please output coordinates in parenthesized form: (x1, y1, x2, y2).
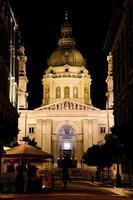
(9, 0, 112, 110)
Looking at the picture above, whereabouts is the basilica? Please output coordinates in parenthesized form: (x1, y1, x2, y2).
(18, 15, 114, 168)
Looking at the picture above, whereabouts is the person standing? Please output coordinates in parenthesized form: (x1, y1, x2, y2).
(62, 167, 69, 190)
(15, 165, 25, 193)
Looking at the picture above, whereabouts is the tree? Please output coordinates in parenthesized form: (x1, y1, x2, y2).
(82, 144, 112, 169)
(107, 123, 133, 160)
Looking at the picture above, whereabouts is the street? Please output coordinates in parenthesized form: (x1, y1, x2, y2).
(1, 181, 133, 200)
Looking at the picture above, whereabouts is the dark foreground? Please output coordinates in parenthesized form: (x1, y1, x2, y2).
(1, 181, 133, 200)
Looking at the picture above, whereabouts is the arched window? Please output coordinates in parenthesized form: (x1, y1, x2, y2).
(65, 68, 69, 72)
(45, 87, 49, 98)
(73, 87, 78, 98)
(84, 87, 89, 103)
(64, 87, 70, 98)
(56, 87, 61, 98)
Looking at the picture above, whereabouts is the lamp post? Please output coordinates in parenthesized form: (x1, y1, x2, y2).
(0, 142, 2, 176)
(115, 144, 121, 187)
(0, 140, 5, 176)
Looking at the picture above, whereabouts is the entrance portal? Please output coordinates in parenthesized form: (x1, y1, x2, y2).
(58, 125, 77, 168)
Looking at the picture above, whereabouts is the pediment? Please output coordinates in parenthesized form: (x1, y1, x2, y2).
(35, 98, 100, 111)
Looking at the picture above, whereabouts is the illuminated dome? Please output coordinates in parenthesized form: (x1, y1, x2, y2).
(48, 47, 86, 67)
(47, 12, 86, 67)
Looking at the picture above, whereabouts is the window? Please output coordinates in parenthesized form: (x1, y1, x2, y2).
(100, 127, 106, 134)
(45, 87, 49, 98)
(29, 127, 35, 134)
(65, 68, 69, 72)
(56, 87, 61, 98)
(73, 87, 78, 98)
(64, 87, 70, 98)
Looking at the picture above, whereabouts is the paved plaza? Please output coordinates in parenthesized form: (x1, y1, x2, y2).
(1, 181, 133, 200)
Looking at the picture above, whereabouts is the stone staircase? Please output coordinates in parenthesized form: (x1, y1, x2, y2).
(53, 168, 95, 182)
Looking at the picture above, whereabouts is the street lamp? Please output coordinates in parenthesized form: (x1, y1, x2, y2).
(0, 140, 5, 176)
(115, 144, 122, 187)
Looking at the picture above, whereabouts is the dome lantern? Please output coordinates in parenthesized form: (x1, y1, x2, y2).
(47, 12, 86, 67)
(58, 11, 75, 47)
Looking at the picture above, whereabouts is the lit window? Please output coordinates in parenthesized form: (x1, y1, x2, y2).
(73, 87, 78, 98)
(64, 87, 70, 98)
(56, 87, 61, 98)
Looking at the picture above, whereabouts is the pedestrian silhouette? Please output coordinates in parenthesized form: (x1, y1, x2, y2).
(62, 155, 70, 190)
(62, 167, 69, 190)
(15, 165, 25, 193)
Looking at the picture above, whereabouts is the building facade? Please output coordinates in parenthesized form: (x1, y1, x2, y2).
(18, 16, 114, 167)
(104, 0, 133, 179)
(0, 0, 19, 146)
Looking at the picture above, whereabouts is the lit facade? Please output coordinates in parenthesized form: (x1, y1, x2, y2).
(0, 0, 19, 145)
(18, 16, 114, 167)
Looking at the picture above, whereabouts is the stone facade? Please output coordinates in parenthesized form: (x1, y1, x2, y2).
(104, 0, 133, 179)
(0, 1, 19, 145)
(18, 15, 114, 167)
(18, 102, 113, 167)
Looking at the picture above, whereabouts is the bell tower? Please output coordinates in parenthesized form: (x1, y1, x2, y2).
(17, 46, 28, 109)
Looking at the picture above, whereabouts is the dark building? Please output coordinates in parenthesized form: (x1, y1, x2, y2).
(104, 0, 133, 181)
(0, 0, 19, 147)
